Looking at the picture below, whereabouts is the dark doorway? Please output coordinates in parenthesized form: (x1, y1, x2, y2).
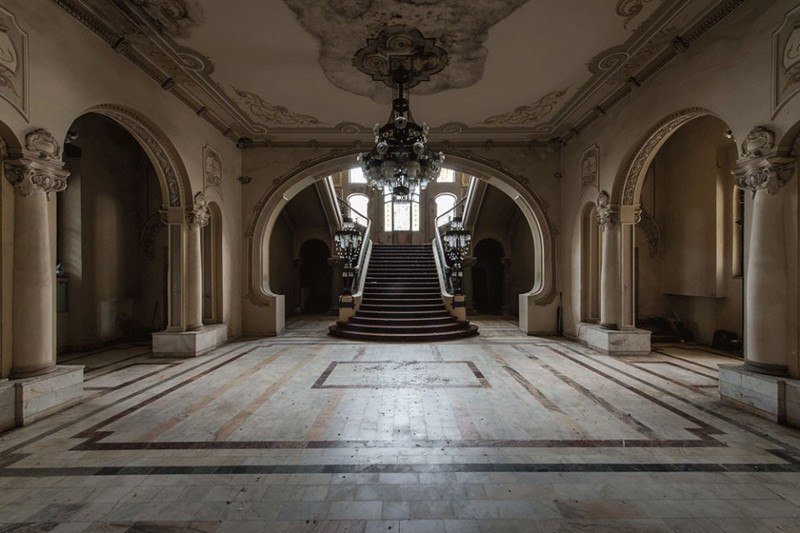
(298, 239, 333, 314)
(473, 238, 505, 314)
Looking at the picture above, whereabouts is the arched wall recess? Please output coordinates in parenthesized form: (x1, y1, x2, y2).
(78, 104, 197, 332)
(610, 107, 726, 328)
(245, 149, 558, 334)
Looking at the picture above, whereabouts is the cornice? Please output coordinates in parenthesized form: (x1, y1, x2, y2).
(52, 0, 747, 147)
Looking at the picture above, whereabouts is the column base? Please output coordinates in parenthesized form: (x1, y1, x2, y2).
(14, 365, 84, 427)
(719, 364, 800, 426)
(577, 323, 651, 355)
(0, 380, 14, 432)
(152, 323, 228, 358)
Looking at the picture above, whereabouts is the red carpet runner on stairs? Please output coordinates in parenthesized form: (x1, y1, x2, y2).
(329, 244, 479, 342)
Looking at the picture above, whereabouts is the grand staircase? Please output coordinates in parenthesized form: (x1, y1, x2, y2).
(328, 244, 479, 342)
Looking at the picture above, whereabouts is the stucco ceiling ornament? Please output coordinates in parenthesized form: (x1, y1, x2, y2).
(25, 129, 61, 162)
(233, 87, 322, 127)
(131, 0, 204, 39)
(203, 145, 222, 189)
(616, 0, 658, 29)
(0, 6, 28, 119)
(283, 0, 527, 103)
(595, 191, 618, 228)
(353, 25, 448, 90)
(481, 88, 569, 126)
(580, 144, 600, 190)
(772, 6, 800, 116)
(187, 190, 210, 228)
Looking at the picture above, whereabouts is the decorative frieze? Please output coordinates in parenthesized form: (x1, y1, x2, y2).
(580, 144, 599, 190)
(203, 144, 222, 189)
(0, 6, 28, 119)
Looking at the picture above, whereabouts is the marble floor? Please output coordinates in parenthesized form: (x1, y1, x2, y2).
(3, 317, 800, 532)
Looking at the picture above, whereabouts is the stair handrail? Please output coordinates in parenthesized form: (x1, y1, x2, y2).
(434, 197, 467, 294)
(335, 197, 372, 295)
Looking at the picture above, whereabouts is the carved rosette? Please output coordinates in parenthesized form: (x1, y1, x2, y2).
(595, 191, 618, 228)
(186, 191, 210, 229)
(733, 126, 795, 196)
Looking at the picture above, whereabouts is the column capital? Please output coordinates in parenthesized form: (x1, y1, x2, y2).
(733, 126, 796, 196)
(4, 158, 68, 198)
(595, 191, 618, 228)
(186, 191, 210, 229)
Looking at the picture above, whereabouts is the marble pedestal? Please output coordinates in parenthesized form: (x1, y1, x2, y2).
(14, 365, 84, 426)
(719, 364, 800, 426)
(577, 323, 651, 355)
(0, 380, 15, 431)
(152, 323, 228, 358)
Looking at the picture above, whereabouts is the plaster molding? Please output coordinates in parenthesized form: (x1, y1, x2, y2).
(595, 190, 618, 228)
(187, 190, 210, 228)
(733, 126, 795, 196)
(4, 157, 68, 198)
(88, 104, 188, 207)
(202, 144, 222, 190)
(352, 25, 448, 90)
(615, 107, 709, 206)
(772, 5, 800, 117)
(740, 125, 776, 158)
(616, 0, 659, 29)
(638, 208, 661, 258)
(580, 144, 600, 190)
(0, 5, 28, 120)
(53, 0, 745, 144)
(25, 129, 61, 161)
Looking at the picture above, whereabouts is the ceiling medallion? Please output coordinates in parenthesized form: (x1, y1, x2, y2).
(353, 25, 448, 90)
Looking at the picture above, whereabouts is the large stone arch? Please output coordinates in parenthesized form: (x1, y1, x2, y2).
(83, 104, 193, 208)
(69, 105, 196, 334)
(609, 107, 729, 329)
(245, 149, 558, 334)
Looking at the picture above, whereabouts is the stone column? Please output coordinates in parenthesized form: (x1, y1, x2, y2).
(185, 192, 210, 331)
(596, 191, 620, 330)
(733, 130, 795, 377)
(4, 132, 69, 378)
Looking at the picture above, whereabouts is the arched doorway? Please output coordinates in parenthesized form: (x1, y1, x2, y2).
(298, 239, 332, 315)
(246, 151, 557, 335)
(57, 113, 168, 352)
(473, 239, 505, 314)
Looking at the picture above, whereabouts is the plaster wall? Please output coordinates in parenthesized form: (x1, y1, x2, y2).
(0, 0, 244, 376)
(560, 0, 800, 365)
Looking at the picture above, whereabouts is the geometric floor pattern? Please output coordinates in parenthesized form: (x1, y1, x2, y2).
(2, 317, 800, 531)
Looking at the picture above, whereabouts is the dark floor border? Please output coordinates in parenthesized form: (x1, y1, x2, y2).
(2, 458, 800, 477)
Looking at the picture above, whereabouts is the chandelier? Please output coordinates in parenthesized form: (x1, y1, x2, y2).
(358, 66, 444, 197)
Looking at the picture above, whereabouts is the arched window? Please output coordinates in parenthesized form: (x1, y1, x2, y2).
(435, 193, 457, 226)
(384, 191, 420, 232)
(347, 193, 369, 226)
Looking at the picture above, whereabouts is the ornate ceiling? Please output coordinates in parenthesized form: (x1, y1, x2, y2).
(55, 0, 745, 147)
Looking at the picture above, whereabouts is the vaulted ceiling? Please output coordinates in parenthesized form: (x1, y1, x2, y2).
(59, 0, 745, 146)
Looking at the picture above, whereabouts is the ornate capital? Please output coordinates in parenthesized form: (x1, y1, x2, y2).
(4, 158, 68, 198)
(733, 157, 794, 196)
(733, 127, 795, 196)
(595, 190, 618, 228)
(186, 191, 210, 229)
